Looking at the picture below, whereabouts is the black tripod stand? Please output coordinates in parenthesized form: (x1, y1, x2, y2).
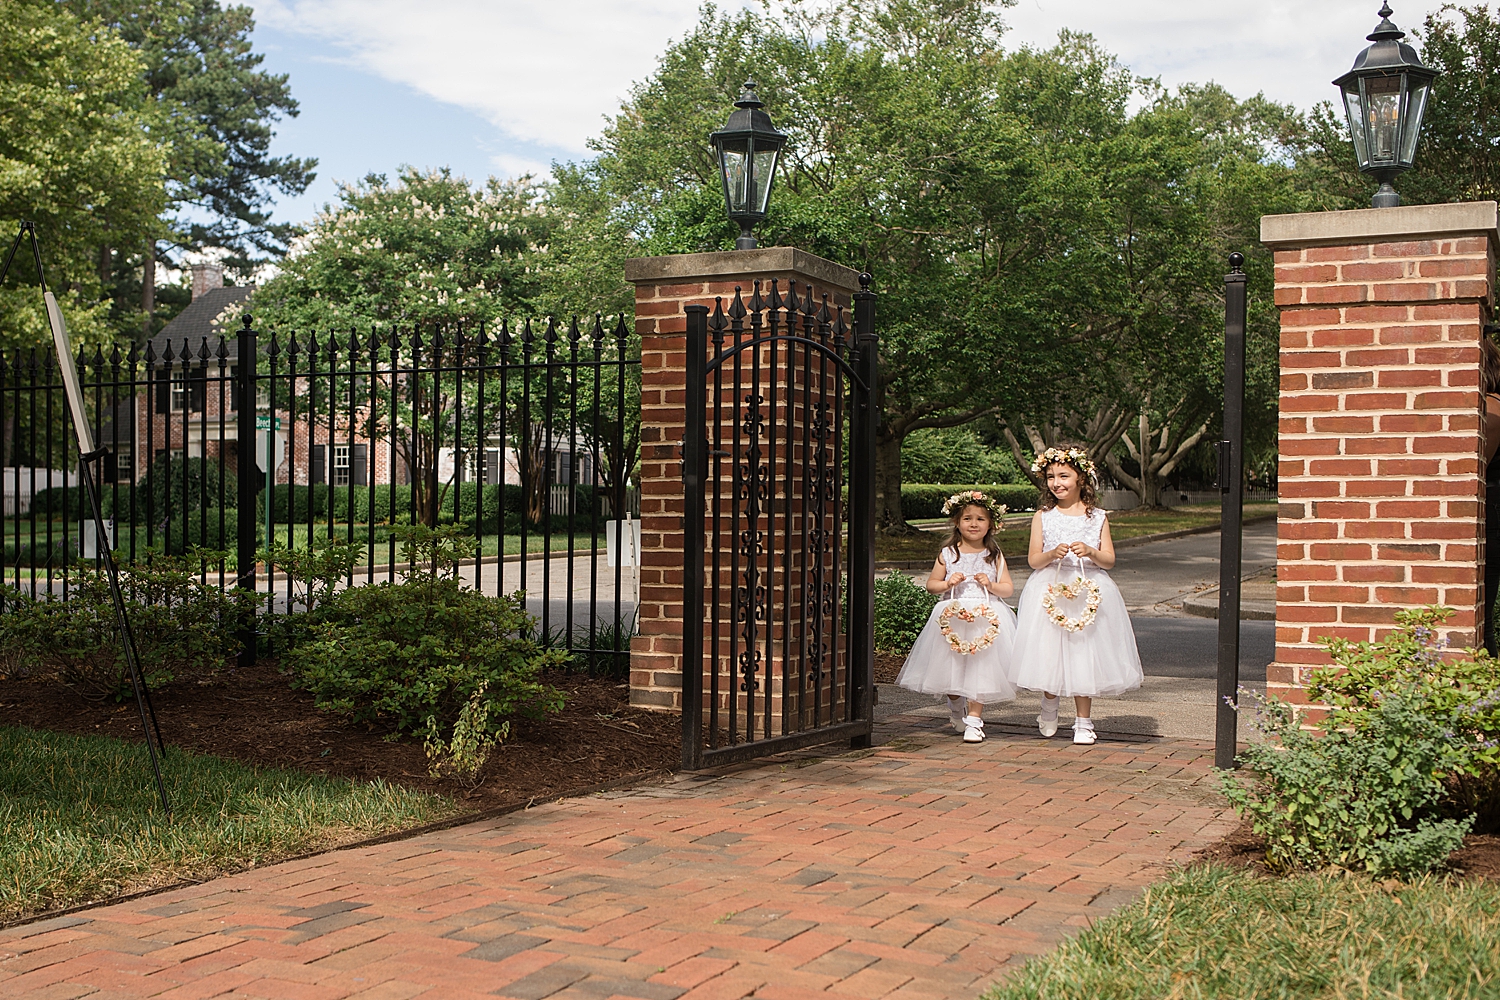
(1, 221, 172, 817)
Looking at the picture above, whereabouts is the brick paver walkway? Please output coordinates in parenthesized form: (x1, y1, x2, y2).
(0, 714, 1235, 1000)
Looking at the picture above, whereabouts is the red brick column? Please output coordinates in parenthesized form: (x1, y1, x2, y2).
(1262, 202, 1499, 714)
(623, 248, 860, 711)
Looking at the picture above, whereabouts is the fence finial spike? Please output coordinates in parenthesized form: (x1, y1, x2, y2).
(728, 286, 747, 324)
(748, 279, 764, 314)
(767, 278, 783, 313)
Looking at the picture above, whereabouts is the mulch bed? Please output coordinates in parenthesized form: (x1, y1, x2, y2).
(1194, 819, 1500, 884)
(0, 662, 681, 811)
(875, 652, 904, 684)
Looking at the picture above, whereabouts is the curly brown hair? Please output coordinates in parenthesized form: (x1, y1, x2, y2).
(940, 503, 1003, 567)
(1036, 455, 1100, 518)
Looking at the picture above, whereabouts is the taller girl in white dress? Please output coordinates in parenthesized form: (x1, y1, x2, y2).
(895, 490, 1018, 744)
(1012, 448, 1142, 745)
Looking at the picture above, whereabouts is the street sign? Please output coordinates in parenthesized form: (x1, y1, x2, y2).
(255, 415, 282, 431)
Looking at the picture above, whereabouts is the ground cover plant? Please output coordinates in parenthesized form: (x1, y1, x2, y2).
(985, 864, 1500, 1000)
(0, 725, 454, 922)
(0, 552, 258, 699)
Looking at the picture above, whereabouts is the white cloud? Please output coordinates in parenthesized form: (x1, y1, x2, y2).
(1001, 0, 1452, 112)
(253, 0, 1454, 166)
(252, 0, 719, 154)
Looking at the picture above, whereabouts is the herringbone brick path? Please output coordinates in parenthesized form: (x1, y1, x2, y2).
(0, 715, 1235, 1000)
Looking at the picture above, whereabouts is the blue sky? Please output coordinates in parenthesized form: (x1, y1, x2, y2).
(247, 0, 1454, 229)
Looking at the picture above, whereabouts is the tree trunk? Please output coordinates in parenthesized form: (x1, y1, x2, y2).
(874, 430, 915, 535)
(1104, 404, 1211, 509)
(140, 242, 155, 339)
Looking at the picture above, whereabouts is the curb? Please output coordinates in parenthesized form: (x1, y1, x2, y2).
(1182, 594, 1277, 621)
(0, 766, 675, 932)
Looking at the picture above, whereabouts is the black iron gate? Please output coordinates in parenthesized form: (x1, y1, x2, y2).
(680, 274, 877, 769)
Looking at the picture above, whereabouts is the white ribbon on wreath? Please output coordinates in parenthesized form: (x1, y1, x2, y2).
(1041, 552, 1102, 633)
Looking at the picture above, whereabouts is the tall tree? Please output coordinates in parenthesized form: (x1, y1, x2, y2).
(0, 0, 167, 353)
(65, 0, 316, 335)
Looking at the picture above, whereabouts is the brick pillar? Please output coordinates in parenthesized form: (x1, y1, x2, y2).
(623, 247, 861, 712)
(1261, 202, 1499, 714)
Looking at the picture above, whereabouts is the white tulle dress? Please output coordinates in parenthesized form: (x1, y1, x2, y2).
(895, 547, 1018, 705)
(1012, 507, 1143, 697)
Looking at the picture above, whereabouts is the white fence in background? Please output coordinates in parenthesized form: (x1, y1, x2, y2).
(3, 467, 76, 516)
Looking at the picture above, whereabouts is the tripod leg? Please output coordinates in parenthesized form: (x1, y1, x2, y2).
(79, 454, 171, 817)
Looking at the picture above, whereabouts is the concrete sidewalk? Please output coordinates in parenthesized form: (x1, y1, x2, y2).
(0, 713, 1234, 1000)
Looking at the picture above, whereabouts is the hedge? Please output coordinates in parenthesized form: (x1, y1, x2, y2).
(902, 483, 1040, 519)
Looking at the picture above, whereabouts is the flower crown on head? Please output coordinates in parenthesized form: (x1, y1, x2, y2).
(1031, 446, 1098, 485)
(941, 490, 1007, 524)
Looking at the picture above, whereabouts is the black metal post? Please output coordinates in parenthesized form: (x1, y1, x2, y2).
(848, 275, 878, 749)
(681, 305, 709, 770)
(236, 314, 258, 668)
(1217, 252, 1248, 770)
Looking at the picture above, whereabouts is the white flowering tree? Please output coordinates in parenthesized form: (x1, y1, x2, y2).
(253, 169, 560, 526)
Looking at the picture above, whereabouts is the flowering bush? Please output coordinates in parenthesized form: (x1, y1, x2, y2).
(1222, 606, 1499, 877)
(1310, 606, 1500, 829)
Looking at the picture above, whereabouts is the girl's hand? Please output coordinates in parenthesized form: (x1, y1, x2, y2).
(1069, 541, 1092, 558)
(1052, 544, 1070, 562)
(946, 572, 966, 587)
(973, 572, 992, 588)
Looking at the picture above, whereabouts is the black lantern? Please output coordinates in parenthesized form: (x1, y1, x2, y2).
(709, 79, 787, 250)
(1334, 3, 1440, 208)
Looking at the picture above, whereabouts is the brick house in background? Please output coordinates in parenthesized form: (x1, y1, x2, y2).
(112, 264, 601, 503)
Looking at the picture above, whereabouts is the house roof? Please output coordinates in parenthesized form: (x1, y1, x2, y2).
(147, 286, 253, 363)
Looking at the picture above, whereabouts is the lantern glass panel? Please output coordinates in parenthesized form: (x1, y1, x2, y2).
(1364, 74, 1402, 165)
(1399, 77, 1430, 164)
(1342, 86, 1370, 167)
(751, 147, 778, 214)
(719, 146, 749, 214)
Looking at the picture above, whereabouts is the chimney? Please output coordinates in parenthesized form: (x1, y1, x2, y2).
(190, 263, 224, 300)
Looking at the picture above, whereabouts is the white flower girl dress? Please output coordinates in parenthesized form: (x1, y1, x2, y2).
(896, 548, 1018, 706)
(1012, 507, 1143, 697)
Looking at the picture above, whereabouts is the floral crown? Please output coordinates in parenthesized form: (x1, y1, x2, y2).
(941, 490, 1007, 524)
(1030, 447, 1098, 485)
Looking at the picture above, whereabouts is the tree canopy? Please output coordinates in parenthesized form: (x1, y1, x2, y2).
(0, 0, 168, 353)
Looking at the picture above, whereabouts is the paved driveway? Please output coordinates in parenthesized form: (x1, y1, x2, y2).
(0, 714, 1234, 1000)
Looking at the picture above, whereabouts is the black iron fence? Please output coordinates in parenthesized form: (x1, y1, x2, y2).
(1, 313, 642, 673)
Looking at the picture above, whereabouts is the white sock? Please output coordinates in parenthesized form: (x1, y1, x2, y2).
(1073, 716, 1094, 731)
(1039, 695, 1060, 720)
(963, 715, 984, 728)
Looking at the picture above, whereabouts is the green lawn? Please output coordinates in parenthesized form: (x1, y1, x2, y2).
(1, 519, 593, 577)
(876, 502, 1276, 564)
(986, 864, 1500, 1000)
(0, 726, 457, 922)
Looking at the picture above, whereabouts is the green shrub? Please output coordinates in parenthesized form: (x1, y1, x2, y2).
(901, 426, 1026, 484)
(0, 553, 260, 699)
(164, 507, 237, 555)
(1223, 689, 1475, 878)
(1309, 606, 1500, 830)
(282, 524, 566, 737)
(139, 457, 236, 521)
(900, 483, 1040, 519)
(874, 572, 938, 654)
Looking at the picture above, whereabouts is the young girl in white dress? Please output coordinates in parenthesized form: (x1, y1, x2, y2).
(1012, 448, 1143, 745)
(896, 490, 1018, 744)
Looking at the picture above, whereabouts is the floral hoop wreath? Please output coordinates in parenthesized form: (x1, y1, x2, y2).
(941, 490, 1007, 524)
(1030, 446, 1099, 486)
(939, 601, 1003, 654)
(1041, 574, 1103, 632)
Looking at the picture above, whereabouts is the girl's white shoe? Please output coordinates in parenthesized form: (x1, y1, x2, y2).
(1037, 696, 1060, 738)
(948, 695, 967, 734)
(1072, 718, 1096, 745)
(962, 716, 985, 743)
